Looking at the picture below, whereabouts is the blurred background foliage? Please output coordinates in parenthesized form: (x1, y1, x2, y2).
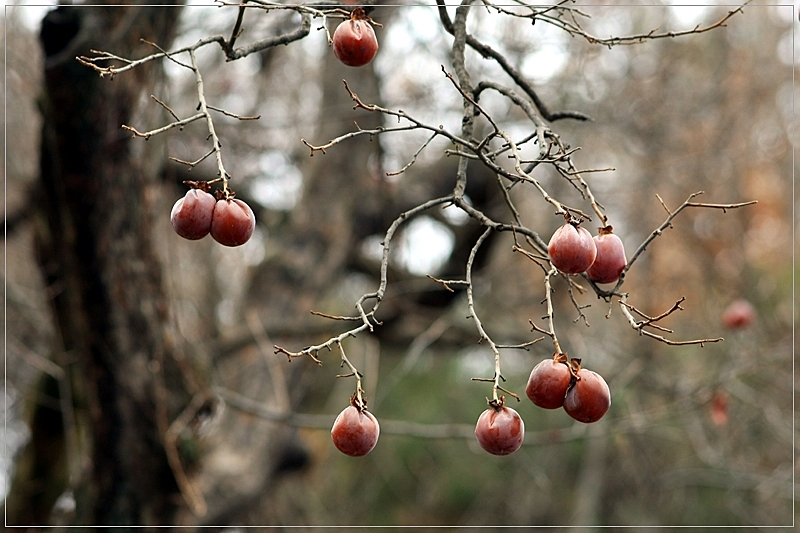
(2, 0, 796, 528)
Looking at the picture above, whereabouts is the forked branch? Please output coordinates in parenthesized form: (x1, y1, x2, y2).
(619, 295, 723, 347)
(626, 192, 757, 273)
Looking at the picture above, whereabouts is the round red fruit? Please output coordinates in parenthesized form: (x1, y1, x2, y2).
(563, 369, 610, 423)
(720, 299, 755, 330)
(210, 198, 256, 247)
(474, 403, 524, 456)
(526, 358, 572, 409)
(332, 9, 378, 67)
(587, 227, 627, 284)
(331, 405, 380, 457)
(171, 189, 216, 240)
(548, 222, 597, 274)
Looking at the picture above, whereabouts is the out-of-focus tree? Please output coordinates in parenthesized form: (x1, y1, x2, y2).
(2, 1, 793, 528)
(7, 3, 191, 526)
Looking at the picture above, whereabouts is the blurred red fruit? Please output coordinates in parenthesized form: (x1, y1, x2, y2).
(721, 299, 755, 330)
(710, 390, 729, 426)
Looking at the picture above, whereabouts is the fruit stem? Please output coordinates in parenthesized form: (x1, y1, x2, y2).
(349, 7, 379, 26)
(488, 395, 505, 410)
(465, 227, 519, 403)
(336, 341, 366, 410)
(182, 179, 212, 193)
(567, 358, 582, 381)
(565, 212, 587, 227)
(492, 352, 502, 402)
(350, 7, 367, 20)
(598, 225, 614, 235)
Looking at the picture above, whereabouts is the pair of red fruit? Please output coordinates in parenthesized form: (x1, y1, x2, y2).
(548, 220, 627, 283)
(171, 188, 255, 247)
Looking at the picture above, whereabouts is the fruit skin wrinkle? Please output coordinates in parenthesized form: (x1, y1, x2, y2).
(474, 405, 525, 456)
(526, 358, 571, 409)
(210, 198, 256, 247)
(332, 9, 379, 67)
(587, 228, 627, 284)
(171, 189, 216, 240)
(563, 369, 611, 423)
(331, 405, 380, 457)
(548, 223, 597, 274)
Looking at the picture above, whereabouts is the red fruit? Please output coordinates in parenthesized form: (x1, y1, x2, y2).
(210, 198, 256, 247)
(587, 227, 627, 284)
(332, 9, 378, 67)
(171, 189, 216, 240)
(563, 369, 610, 423)
(548, 221, 597, 274)
(331, 405, 380, 457)
(526, 357, 572, 409)
(474, 402, 524, 456)
(721, 299, 755, 330)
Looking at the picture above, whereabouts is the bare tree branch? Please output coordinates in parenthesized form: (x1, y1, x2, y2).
(437, 0, 591, 122)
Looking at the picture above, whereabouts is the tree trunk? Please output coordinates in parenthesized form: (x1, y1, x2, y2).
(9, 4, 186, 527)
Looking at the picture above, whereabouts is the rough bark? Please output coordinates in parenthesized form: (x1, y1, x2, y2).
(8, 4, 186, 527)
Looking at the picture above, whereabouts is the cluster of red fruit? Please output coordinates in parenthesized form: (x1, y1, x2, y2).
(526, 354, 610, 422)
(548, 218, 627, 284)
(332, 8, 379, 67)
(472, 355, 611, 456)
(171, 187, 255, 247)
(468, 219, 623, 456)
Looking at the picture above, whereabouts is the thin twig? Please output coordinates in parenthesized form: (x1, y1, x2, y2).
(386, 132, 438, 177)
(618, 294, 723, 347)
(170, 149, 216, 169)
(465, 227, 520, 402)
(481, 0, 749, 48)
(151, 94, 180, 122)
(626, 192, 757, 273)
(121, 112, 204, 139)
(529, 266, 563, 354)
(207, 105, 261, 120)
(427, 274, 469, 293)
(437, 0, 591, 122)
(274, 196, 456, 364)
(164, 394, 211, 516)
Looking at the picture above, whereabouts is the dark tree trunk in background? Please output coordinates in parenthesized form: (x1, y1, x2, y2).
(8, 4, 185, 527)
